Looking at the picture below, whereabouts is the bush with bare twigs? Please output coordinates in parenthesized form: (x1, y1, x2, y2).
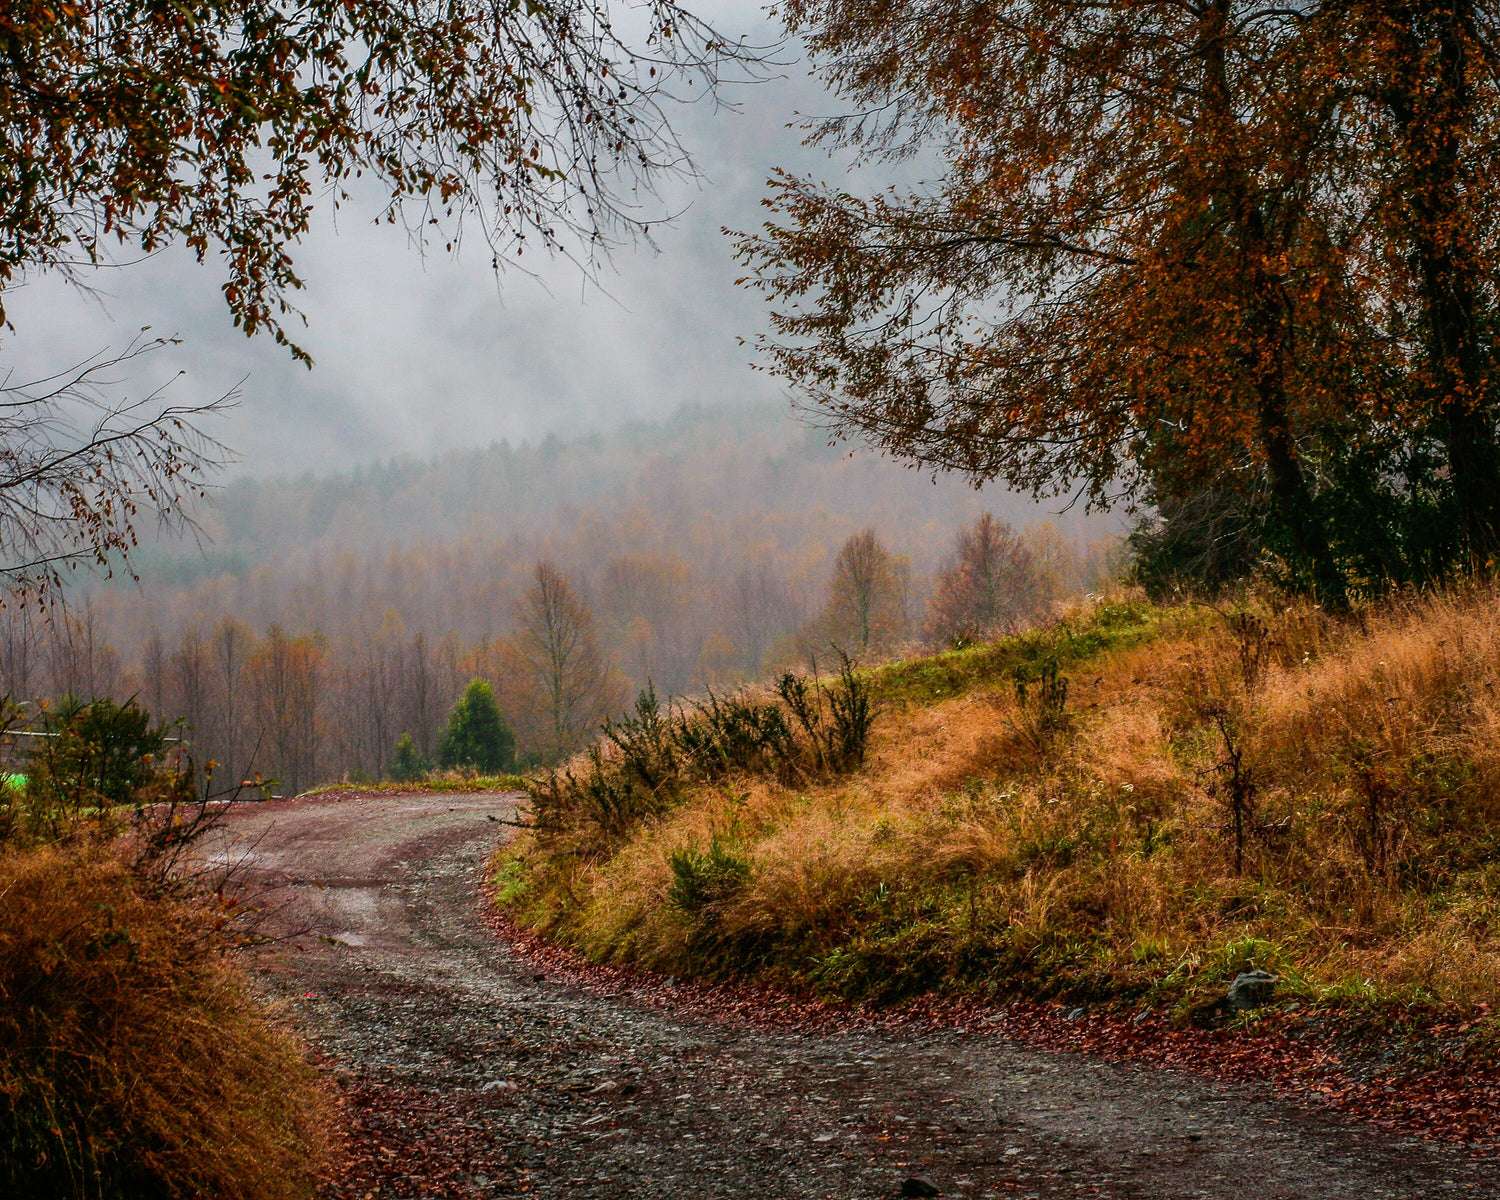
(0, 696, 331, 1199)
(524, 657, 875, 843)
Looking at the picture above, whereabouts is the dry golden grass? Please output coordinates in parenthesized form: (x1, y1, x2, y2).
(502, 588, 1500, 1014)
(303, 768, 530, 796)
(0, 836, 333, 1200)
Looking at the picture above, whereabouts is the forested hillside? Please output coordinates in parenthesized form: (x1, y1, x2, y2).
(0, 402, 1118, 792)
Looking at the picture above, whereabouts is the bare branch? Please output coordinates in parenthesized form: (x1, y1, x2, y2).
(0, 334, 233, 602)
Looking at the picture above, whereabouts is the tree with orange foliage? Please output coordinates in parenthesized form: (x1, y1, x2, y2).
(924, 514, 1043, 647)
(736, 0, 1498, 593)
(0, 0, 761, 353)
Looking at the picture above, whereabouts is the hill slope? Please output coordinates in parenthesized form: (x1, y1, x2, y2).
(500, 587, 1500, 1037)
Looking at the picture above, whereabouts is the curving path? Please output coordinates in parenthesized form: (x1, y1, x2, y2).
(213, 791, 1496, 1200)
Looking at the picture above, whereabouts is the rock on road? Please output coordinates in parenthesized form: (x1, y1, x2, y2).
(215, 791, 1496, 1200)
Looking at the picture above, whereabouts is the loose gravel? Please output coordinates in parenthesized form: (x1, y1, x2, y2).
(215, 791, 1499, 1200)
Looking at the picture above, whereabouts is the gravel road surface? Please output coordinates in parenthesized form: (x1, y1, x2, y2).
(216, 791, 1497, 1200)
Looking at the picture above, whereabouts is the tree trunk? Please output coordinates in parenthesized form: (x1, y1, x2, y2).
(1202, 0, 1344, 600)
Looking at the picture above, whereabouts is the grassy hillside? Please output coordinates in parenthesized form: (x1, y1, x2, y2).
(497, 587, 1500, 1033)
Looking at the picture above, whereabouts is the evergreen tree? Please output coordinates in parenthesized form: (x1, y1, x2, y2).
(31, 695, 173, 809)
(390, 733, 430, 783)
(437, 679, 515, 774)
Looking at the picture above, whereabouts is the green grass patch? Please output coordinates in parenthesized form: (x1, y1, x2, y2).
(868, 597, 1181, 707)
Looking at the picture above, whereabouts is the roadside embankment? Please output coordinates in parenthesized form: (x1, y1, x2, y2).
(498, 587, 1500, 1129)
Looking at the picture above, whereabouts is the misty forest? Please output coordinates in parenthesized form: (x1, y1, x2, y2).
(1, 404, 1116, 793)
(4, 2, 1500, 1200)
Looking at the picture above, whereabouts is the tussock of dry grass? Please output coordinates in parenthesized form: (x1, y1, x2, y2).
(0, 837, 332, 1200)
(501, 588, 1500, 1015)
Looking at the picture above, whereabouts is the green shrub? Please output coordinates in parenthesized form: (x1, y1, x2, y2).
(1011, 656, 1070, 751)
(390, 731, 431, 782)
(673, 688, 798, 779)
(30, 695, 172, 804)
(667, 833, 752, 917)
(437, 678, 515, 774)
(9, 697, 192, 846)
(776, 651, 873, 771)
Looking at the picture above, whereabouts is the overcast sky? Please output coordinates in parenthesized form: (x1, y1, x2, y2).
(2, 2, 869, 479)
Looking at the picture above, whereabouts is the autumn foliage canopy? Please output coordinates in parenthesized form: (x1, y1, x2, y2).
(738, 0, 1500, 595)
(0, 0, 754, 355)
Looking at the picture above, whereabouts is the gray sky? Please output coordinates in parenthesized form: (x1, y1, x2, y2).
(3, 3, 855, 478)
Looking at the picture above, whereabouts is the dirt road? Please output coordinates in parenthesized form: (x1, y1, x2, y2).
(216, 791, 1496, 1199)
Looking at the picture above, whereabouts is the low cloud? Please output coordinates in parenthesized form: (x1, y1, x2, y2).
(2, 3, 862, 479)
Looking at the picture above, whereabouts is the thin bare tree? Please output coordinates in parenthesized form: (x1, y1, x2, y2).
(212, 619, 251, 787)
(513, 562, 620, 761)
(247, 626, 321, 796)
(0, 606, 36, 700)
(814, 529, 910, 655)
(730, 562, 802, 677)
(140, 630, 166, 721)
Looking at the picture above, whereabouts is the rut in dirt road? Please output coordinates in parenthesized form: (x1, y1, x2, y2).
(218, 792, 1497, 1200)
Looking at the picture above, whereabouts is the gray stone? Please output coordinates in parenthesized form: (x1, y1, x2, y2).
(1228, 969, 1278, 1011)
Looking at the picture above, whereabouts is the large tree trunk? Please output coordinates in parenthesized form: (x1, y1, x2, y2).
(1202, 0, 1344, 600)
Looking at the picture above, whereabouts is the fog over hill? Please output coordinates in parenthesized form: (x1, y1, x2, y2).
(139, 400, 1111, 577)
(3, 401, 1120, 788)
(100, 400, 1118, 645)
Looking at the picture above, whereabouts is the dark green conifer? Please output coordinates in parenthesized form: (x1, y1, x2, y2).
(437, 679, 515, 774)
(390, 733, 430, 782)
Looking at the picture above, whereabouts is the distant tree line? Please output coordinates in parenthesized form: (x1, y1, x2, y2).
(0, 518, 1111, 790)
